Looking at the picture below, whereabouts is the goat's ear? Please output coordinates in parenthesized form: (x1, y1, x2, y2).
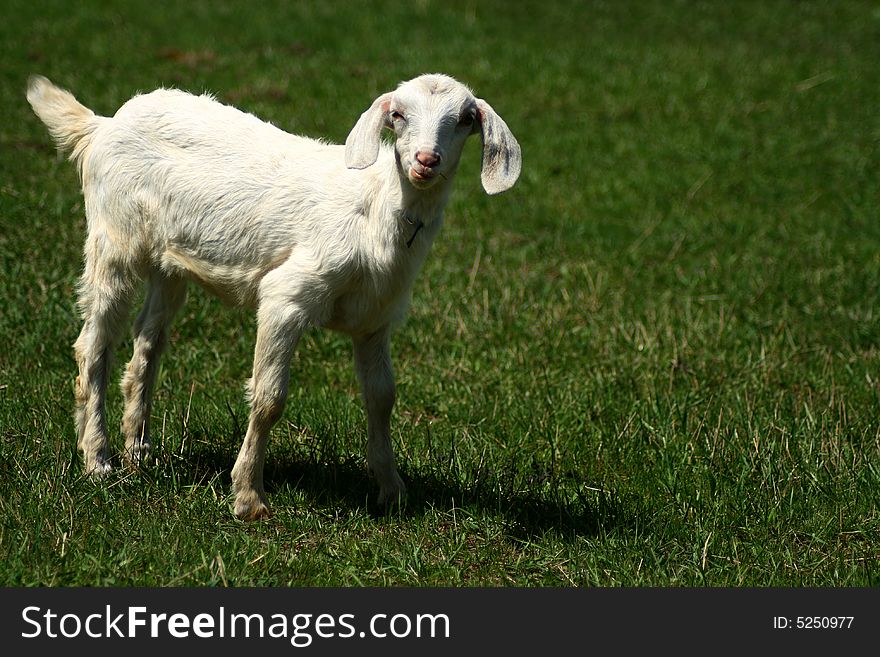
(345, 92, 393, 169)
(475, 98, 521, 195)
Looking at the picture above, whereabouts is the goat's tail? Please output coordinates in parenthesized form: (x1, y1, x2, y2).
(27, 75, 102, 167)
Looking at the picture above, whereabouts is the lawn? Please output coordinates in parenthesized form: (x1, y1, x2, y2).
(0, 0, 878, 586)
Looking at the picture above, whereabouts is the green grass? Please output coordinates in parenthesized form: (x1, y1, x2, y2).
(1, 0, 878, 586)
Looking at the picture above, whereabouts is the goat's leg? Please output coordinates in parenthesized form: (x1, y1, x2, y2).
(231, 297, 306, 520)
(353, 326, 406, 507)
(73, 256, 135, 475)
(121, 272, 187, 464)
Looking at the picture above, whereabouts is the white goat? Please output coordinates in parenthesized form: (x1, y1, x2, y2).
(27, 73, 520, 520)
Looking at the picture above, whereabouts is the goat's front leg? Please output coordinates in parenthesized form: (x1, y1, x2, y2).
(231, 298, 305, 521)
(353, 326, 406, 507)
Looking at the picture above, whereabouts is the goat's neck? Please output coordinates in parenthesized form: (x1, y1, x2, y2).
(390, 162, 454, 234)
(361, 154, 458, 251)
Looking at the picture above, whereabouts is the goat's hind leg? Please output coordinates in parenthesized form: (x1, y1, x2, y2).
(73, 252, 137, 475)
(121, 272, 187, 464)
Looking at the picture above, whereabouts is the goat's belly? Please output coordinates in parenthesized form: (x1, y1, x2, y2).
(159, 246, 288, 307)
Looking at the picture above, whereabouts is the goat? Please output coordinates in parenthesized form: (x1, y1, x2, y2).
(26, 73, 521, 520)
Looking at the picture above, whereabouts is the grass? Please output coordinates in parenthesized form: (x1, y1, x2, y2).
(1, 0, 878, 586)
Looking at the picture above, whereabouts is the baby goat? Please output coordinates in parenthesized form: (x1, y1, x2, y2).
(27, 73, 520, 520)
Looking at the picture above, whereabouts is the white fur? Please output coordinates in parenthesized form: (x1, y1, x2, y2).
(26, 73, 521, 520)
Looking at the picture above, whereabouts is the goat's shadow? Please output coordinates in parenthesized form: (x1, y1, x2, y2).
(172, 430, 629, 540)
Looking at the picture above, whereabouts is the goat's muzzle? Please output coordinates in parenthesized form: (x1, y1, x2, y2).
(409, 150, 442, 184)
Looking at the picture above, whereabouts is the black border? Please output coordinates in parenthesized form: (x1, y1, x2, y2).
(2, 587, 876, 654)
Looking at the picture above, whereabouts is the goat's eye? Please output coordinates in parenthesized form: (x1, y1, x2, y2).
(390, 110, 405, 122)
(459, 112, 475, 127)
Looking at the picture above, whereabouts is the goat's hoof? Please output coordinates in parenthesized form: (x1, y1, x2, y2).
(234, 491, 271, 521)
(377, 481, 407, 510)
(236, 503, 272, 522)
(84, 459, 112, 477)
(123, 441, 152, 467)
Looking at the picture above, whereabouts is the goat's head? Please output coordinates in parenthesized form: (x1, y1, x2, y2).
(345, 74, 521, 195)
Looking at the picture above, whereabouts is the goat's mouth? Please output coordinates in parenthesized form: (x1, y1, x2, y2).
(408, 166, 441, 187)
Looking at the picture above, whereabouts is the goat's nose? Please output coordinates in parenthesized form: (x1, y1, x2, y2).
(415, 150, 441, 168)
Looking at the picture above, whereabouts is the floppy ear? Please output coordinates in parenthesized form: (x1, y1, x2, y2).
(475, 98, 522, 195)
(344, 92, 393, 169)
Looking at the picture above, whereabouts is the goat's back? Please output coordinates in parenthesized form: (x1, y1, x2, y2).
(92, 88, 342, 192)
(83, 88, 366, 258)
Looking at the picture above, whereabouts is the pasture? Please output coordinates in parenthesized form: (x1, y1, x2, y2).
(0, 0, 878, 585)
